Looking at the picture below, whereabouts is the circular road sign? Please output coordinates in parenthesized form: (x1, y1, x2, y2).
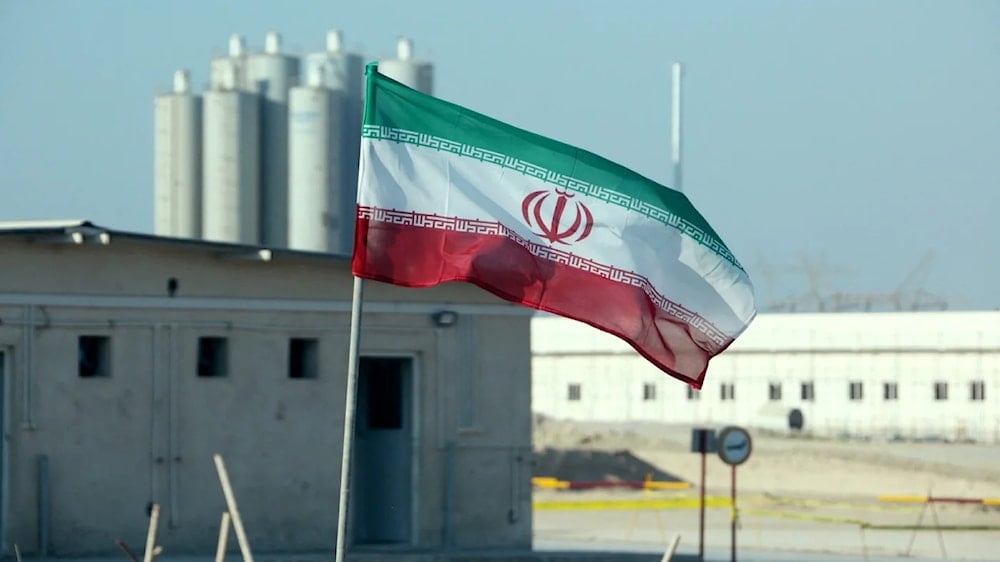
(717, 426, 753, 466)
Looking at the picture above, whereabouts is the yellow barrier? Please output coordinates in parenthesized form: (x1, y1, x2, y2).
(644, 481, 693, 490)
(531, 476, 691, 490)
(534, 496, 731, 511)
(531, 477, 570, 489)
(878, 495, 929, 503)
(879, 495, 1000, 506)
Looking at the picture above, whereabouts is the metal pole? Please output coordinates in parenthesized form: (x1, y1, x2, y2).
(699, 445, 706, 561)
(335, 277, 366, 562)
(731, 465, 737, 562)
(670, 62, 683, 193)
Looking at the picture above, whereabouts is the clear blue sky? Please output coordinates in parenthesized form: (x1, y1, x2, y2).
(1, 1, 997, 310)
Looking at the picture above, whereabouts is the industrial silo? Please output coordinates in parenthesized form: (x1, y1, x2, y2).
(293, 29, 364, 254)
(288, 64, 345, 253)
(202, 59, 260, 244)
(245, 31, 300, 247)
(304, 30, 364, 106)
(378, 37, 433, 94)
(209, 34, 248, 91)
(154, 70, 202, 238)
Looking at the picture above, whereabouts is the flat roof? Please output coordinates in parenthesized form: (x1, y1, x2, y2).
(0, 220, 351, 264)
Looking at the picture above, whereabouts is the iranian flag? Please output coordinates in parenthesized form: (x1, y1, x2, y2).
(352, 64, 756, 388)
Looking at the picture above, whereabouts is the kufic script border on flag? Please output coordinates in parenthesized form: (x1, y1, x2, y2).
(361, 124, 744, 273)
(358, 204, 730, 353)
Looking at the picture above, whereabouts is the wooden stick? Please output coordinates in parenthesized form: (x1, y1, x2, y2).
(215, 511, 232, 562)
(142, 504, 160, 562)
(660, 534, 682, 562)
(115, 539, 139, 562)
(213, 454, 254, 562)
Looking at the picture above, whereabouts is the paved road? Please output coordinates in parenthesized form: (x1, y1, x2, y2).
(535, 506, 996, 561)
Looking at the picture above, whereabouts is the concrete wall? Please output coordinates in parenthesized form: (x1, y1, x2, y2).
(0, 234, 532, 556)
(532, 312, 1000, 442)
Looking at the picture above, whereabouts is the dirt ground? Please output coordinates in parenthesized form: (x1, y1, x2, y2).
(532, 416, 1000, 560)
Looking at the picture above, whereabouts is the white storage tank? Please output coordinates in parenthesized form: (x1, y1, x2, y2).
(295, 29, 364, 254)
(245, 31, 301, 247)
(304, 30, 364, 100)
(209, 34, 248, 91)
(288, 64, 345, 253)
(154, 70, 202, 238)
(202, 60, 260, 244)
(378, 37, 433, 94)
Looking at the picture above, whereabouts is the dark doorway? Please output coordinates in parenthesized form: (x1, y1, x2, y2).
(351, 356, 413, 545)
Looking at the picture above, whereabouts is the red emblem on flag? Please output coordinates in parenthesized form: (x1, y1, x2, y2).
(521, 188, 594, 245)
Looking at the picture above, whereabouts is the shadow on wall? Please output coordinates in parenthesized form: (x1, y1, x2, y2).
(533, 448, 685, 483)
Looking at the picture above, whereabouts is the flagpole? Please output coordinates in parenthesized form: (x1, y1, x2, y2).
(671, 61, 683, 193)
(335, 62, 379, 562)
(335, 276, 365, 562)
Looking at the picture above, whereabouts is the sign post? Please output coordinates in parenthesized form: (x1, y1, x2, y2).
(717, 426, 752, 562)
(690, 428, 717, 561)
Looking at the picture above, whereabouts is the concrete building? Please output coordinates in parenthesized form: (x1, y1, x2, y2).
(533, 311, 1000, 442)
(0, 221, 532, 557)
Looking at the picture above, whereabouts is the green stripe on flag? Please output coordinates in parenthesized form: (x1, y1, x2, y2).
(364, 69, 743, 272)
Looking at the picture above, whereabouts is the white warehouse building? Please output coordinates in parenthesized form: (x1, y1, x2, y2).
(532, 311, 1000, 443)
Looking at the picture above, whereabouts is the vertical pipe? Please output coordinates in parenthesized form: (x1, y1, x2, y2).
(699, 447, 706, 561)
(21, 306, 33, 429)
(508, 447, 520, 524)
(37, 455, 49, 557)
(731, 465, 737, 562)
(443, 440, 455, 546)
(671, 62, 683, 193)
(335, 277, 365, 562)
(168, 325, 179, 528)
(409, 356, 420, 546)
(149, 326, 160, 511)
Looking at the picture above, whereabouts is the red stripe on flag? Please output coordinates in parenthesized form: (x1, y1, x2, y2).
(352, 217, 731, 388)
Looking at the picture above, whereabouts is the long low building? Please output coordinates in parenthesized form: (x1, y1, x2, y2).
(532, 311, 1000, 442)
(0, 221, 533, 557)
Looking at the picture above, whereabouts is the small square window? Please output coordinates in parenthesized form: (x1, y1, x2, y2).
(567, 383, 581, 401)
(78, 336, 111, 378)
(288, 338, 319, 379)
(849, 381, 864, 401)
(686, 386, 700, 401)
(720, 383, 735, 401)
(642, 383, 656, 401)
(883, 382, 898, 401)
(933, 381, 948, 401)
(801, 381, 815, 401)
(970, 380, 985, 401)
(768, 382, 782, 401)
(197, 337, 228, 378)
